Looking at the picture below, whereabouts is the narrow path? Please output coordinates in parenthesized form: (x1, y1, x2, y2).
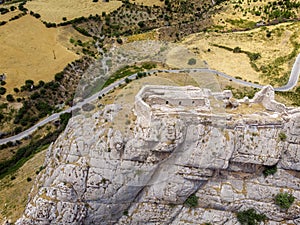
(1, 54, 300, 145)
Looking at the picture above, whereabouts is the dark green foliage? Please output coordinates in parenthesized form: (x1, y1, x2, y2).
(14, 126, 23, 134)
(125, 78, 130, 83)
(6, 94, 14, 102)
(123, 210, 128, 216)
(184, 194, 198, 208)
(137, 21, 145, 28)
(26, 177, 32, 182)
(0, 8, 9, 15)
(188, 58, 197, 65)
(237, 208, 267, 225)
(18, 2, 27, 12)
(233, 47, 242, 53)
(117, 38, 123, 44)
(247, 52, 261, 61)
(278, 132, 287, 141)
(275, 192, 295, 209)
(141, 62, 156, 70)
(0, 112, 71, 179)
(103, 65, 143, 87)
(0, 87, 6, 95)
(55, 72, 64, 82)
(72, 25, 92, 37)
(263, 165, 277, 177)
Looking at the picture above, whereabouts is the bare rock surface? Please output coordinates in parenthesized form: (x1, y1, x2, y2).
(16, 86, 300, 224)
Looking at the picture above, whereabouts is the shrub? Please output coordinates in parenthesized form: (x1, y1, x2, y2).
(278, 132, 287, 141)
(237, 208, 267, 225)
(0, 87, 6, 95)
(263, 165, 277, 177)
(188, 58, 197, 65)
(6, 94, 14, 102)
(54, 72, 64, 82)
(275, 192, 295, 209)
(27, 177, 32, 182)
(233, 46, 242, 53)
(184, 194, 198, 208)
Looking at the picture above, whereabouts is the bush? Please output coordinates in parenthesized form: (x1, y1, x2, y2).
(188, 58, 197, 65)
(278, 132, 287, 141)
(55, 72, 64, 82)
(275, 192, 295, 209)
(263, 165, 277, 177)
(6, 94, 14, 102)
(0, 87, 6, 95)
(184, 194, 198, 208)
(26, 177, 32, 182)
(237, 208, 267, 225)
(233, 47, 242, 53)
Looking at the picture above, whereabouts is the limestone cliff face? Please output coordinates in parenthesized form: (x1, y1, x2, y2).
(17, 86, 300, 224)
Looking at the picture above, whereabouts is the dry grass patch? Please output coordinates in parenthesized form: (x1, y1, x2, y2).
(130, 0, 164, 7)
(0, 15, 78, 92)
(57, 25, 93, 54)
(26, 0, 123, 23)
(0, 150, 46, 224)
(183, 22, 299, 84)
(166, 45, 206, 69)
(126, 30, 158, 42)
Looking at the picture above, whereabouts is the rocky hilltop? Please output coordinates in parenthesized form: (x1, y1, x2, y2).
(16, 85, 300, 224)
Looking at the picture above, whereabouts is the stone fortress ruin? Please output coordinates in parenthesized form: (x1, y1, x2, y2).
(16, 85, 300, 224)
(134, 85, 300, 168)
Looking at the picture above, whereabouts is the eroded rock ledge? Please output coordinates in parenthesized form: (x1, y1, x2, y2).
(17, 85, 300, 224)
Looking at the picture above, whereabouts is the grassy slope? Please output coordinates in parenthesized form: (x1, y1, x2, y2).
(183, 22, 300, 88)
(0, 149, 46, 223)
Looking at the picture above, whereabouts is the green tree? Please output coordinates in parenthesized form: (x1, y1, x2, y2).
(0, 87, 6, 95)
(6, 94, 14, 102)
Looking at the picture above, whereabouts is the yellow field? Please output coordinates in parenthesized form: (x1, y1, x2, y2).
(183, 22, 299, 84)
(26, 0, 123, 23)
(0, 15, 79, 92)
(130, 0, 164, 7)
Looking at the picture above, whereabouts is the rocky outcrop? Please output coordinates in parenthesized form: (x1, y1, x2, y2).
(16, 86, 300, 224)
